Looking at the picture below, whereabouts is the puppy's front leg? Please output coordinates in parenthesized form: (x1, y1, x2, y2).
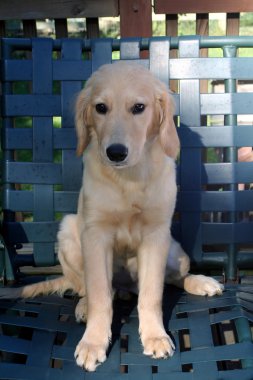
(75, 226, 113, 371)
(138, 230, 175, 359)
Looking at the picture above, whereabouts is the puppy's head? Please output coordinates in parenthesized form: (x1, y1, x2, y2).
(75, 62, 179, 166)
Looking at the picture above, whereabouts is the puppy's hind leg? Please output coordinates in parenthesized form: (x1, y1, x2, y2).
(57, 214, 86, 296)
(165, 239, 224, 296)
(58, 214, 87, 322)
(0, 214, 86, 305)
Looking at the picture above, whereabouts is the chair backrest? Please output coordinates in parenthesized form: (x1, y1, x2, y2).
(1, 36, 253, 281)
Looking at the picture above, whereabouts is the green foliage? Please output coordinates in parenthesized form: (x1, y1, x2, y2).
(178, 19, 196, 36)
(240, 12, 253, 33)
(153, 21, 165, 36)
(100, 19, 120, 38)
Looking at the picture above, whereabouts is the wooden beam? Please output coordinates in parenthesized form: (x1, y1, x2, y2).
(0, 0, 119, 20)
(119, 0, 152, 38)
(154, 0, 253, 14)
(166, 14, 178, 93)
(196, 14, 209, 94)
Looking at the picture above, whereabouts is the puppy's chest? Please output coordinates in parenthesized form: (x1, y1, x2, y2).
(113, 190, 146, 253)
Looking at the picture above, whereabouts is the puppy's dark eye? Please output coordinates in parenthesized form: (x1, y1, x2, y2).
(132, 103, 145, 115)
(95, 103, 108, 114)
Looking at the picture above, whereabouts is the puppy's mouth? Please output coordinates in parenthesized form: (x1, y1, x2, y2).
(109, 161, 129, 169)
(101, 156, 129, 168)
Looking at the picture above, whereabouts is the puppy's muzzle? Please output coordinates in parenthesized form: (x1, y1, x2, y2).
(106, 144, 128, 163)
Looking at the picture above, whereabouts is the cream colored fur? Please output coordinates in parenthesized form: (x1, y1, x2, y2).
(4, 62, 224, 371)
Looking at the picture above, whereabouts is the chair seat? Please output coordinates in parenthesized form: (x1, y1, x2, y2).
(0, 285, 252, 379)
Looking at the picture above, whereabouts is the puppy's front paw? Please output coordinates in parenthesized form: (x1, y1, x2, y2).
(142, 335, 175, 359)
(74, 338, 108, 371)
(184, 274, 224, 297)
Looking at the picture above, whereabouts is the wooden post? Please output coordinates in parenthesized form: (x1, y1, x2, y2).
(23, 19, 37, 37)
(0, 20, 5, 37)
(166, 13, 178, 37)
(196, 13, 209, 40)
(55, 19, 68, 38)
(226, 13, 240, 35)
(86, 17, 100, 38)
(119, 0, 152, 38)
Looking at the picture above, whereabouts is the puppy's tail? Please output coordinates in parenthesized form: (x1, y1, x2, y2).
(0, 276, 72, 299)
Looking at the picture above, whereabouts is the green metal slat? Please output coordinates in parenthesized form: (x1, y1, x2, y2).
(170, 57, 253, 80)
(91, 39, 113, 71)
(3, 128, 77, 150)
(178, 126, 253, 148)
(188, 309, 217, 377)
(5, 162, 62, 185)
(202, 222, 253, 244)
(177, 190, 253, 212)
(26, 330, 56, 367)
(178, 37, 203, 263)
(149, 38, 170, 84)
(203, 162, 253, 185)
(180, 342, 253, 365)
(3, 94, 61, 116)
(33, 147, 54, 265)
(3, 221, 59, 244)
(61, 39, 84, 193)
(201, 93, 253, 115)
(3, 59, 91, 81)
(0, 335, 31, 355)
(4, 190, 79, 213)
(5, 55, 253, 83)
(120, 38, 140, 59)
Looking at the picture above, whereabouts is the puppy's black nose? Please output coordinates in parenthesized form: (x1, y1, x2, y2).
(106, 144, 128, 162)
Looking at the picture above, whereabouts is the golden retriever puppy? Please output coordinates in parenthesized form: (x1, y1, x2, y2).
(1, 62, 224, 371)
(74, 62, 180, 370)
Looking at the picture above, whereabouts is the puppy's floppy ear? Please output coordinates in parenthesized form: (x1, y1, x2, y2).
(157, 90, 180, 159)
(75, 86, 92, 156)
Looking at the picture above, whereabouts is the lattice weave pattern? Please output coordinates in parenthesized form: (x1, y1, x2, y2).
(2, 37, 253, 276)
(0, 287, 252, 379)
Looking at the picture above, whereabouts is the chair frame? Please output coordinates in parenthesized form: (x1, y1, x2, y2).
(1, 36, 253, 379)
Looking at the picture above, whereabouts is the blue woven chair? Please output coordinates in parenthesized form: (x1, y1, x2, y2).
(1, 36, 253, 379)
